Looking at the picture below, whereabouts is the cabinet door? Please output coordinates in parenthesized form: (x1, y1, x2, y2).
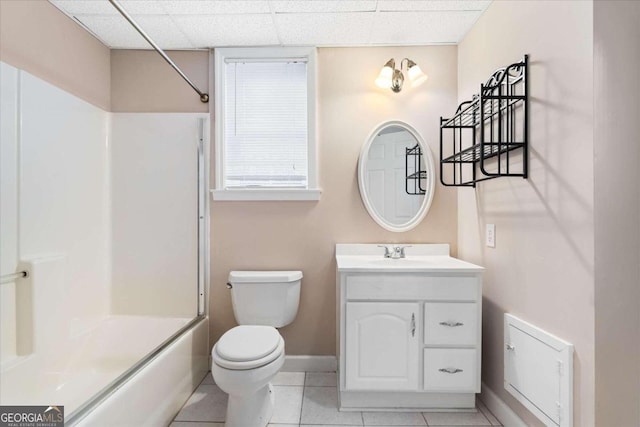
(345, 302, 419, 390)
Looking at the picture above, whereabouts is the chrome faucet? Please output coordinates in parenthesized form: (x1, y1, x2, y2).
(378, 245, 412, 259)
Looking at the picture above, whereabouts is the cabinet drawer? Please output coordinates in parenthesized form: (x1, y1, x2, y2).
(346, 274, 479, 301)
(423, 348, 477, 392)
(424, 302, 478, 346)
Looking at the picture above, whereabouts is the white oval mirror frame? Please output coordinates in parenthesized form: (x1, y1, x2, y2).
(357, 120, 436, 232)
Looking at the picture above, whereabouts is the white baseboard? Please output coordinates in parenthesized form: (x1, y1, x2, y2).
(479, 382, 527, 427)
(282, 355, 337, 372)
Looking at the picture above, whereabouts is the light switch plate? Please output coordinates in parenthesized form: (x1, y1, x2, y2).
(486, 223, 496, 248)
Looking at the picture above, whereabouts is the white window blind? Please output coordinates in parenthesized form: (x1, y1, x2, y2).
(224, 60, 308, 188)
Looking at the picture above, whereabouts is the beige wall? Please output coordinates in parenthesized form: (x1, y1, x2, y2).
(593, 2, 640, 426)
(111, 50, 209, 113)
(7, 2, 640, 423)
(109, 46, 459, 355)
(457, 1, 595, 426)
(0, 0, 110, 110)
(210, 46, 459, 355)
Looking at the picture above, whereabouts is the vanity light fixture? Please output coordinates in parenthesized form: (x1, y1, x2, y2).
(375, 58, 428, 93)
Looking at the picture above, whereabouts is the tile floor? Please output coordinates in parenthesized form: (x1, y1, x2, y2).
(171, 372, 502, 427)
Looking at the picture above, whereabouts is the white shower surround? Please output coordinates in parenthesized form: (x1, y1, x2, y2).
(0, 62, 208, 423)
(0, 62, 111, 360)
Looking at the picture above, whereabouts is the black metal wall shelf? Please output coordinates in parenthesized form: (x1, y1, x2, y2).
(405, 144, 426, 195)
(440, 55, 528, 187)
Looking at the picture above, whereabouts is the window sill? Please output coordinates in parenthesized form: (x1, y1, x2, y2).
(211, 188, 322, 201)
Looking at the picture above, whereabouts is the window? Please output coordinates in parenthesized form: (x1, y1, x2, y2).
(212, 47, 319, 201)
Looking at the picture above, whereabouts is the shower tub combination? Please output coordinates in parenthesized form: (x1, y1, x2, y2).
(0, 62, 210, 426)
(1, 315, 208, 426)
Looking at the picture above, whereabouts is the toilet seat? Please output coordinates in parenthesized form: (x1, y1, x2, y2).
(213, 325, 284, 370)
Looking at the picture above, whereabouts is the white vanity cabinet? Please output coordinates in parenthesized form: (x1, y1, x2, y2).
(336, 244, 483, 411)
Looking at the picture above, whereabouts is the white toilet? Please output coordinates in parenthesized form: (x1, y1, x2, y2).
(211, 270, 302, 427)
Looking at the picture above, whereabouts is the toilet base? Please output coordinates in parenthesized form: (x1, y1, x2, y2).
(225, 383, 274, 427)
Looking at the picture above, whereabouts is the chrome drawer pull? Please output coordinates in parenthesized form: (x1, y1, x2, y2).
(411, 313, 416, 337)
(439, 367, 463, 374)
(439, 321, 464, 327)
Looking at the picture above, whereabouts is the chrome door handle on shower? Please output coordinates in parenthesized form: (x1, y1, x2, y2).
(411, 313, 416, 337)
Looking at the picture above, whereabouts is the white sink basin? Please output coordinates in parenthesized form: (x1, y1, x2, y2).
(364, 258, 437, 268)
(335, 244, 483, 273)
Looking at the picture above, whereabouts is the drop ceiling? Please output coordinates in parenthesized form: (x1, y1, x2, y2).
(49, 0, 492, 49)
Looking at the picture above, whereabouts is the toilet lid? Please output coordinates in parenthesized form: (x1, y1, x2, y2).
(216, 325, 281, 362)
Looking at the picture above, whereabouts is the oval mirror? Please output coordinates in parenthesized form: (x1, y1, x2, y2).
(358, 121, 435, 232)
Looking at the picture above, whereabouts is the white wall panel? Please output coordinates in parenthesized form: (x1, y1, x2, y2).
(110, 113, 205, 317)
(1, 62, 111, 363)
(19, 69, 111, 324)
(0, 62, 20, 361)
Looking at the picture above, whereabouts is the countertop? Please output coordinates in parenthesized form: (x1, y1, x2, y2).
(335, 244, 484, 273)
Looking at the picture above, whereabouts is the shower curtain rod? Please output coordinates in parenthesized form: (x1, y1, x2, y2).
(107, 0, 209, 103)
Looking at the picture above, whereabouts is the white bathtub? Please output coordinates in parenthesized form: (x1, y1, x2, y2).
(0, 315, 209, 426)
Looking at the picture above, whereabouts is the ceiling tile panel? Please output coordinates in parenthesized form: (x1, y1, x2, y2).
(160, 1, 271, 15)
(50, 0, 166, 15)
(275, 12, 374, 46)
(75, 15, 194, 49)
(370, 11, 480, 44)
(271, 1, 376, 13)
(50, 0, 116, 15)
(49, 0, 492, 48)
(378, 0, 491, 12)
(173, 15, 279, 47)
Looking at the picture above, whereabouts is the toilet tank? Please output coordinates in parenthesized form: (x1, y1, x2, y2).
(228, 271, 302, 327)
